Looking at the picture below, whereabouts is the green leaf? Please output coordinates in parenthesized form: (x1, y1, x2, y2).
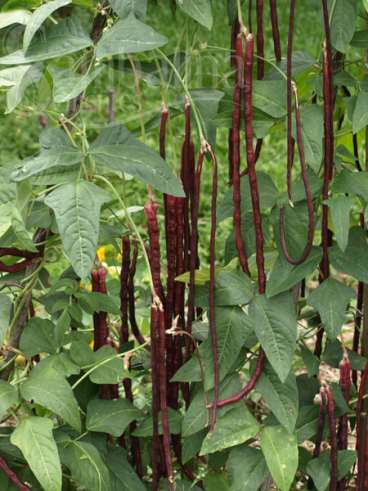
(37, 353, 80, 378)
(49, 65, 104, 103)
(86, 399, 141, 437)
(0, 293, 12, 346)
(330, 0, 357, 53)
(326, 196, 354, 252)
(132, 408, 182, 437)
(0, 10, 31, 29)
(106, 447, 146, 491)
(0, 17, 93, 65)
(90, 127, 184, 197)
(195, 270, 254, 307)
(12, 147, 83, 182)
(267, 247, 322, 297)
(20, 318, 58, 356)
(0, 64, 43, 114)
(260, 425, 298, 491)
(20, 365, 81, 431)
(307, 279, 354, 339)
(249, 293, 297, 382)
(44, 180, 111, 279)
(292, 105, 323, 173)
(332, 168, 368, 201)
(227, 446, 268, 491)
(306, 450, 356, 491)
(330, 227, 368, 283)
(96, 14, 167, 58)
(89, 346, 126, 384)
(182, 375, 241, 437)
(0, 381, 19, 420)
(60, 440, 111, 491)
(172, 307, 255, 390)
(23, 0, 72, 51)
(351, 30, 368, 48)
(253, 80, 287, 118)
(256, 363, 299, 433)
(110, 0, 147, 19)
(176, 0, 213, 30)
(352, 91, 368, 134)
(217, 171, 278, 222)
(200, 405, 259, 455)
(76, 291, 120, 315)
(11, 417, 62, 491)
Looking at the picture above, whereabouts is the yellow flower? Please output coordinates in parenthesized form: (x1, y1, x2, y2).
(97, 246, 107, 262)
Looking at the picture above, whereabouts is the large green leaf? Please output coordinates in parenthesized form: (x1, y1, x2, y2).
(176, 0, 213, 30)
(249, 293, 297, 382)
(227, 446, 268, 491)
(110, 0, 147, 19)
(267, 247, 322, 297)
(0, 10, 31, 29)
(195, 270, 254, 307)
(107, 447, 146, 491)
(306, 450, 356, 491)
(60, 440, 111, 491)
(89, 346, 126, 384)
(132, 408, 182, 437)
(20, 318, 59, 356)
(0, 381, 19, 420)
(90, 127, 184, 197)
(20, 365, 81, 431)
(260, 425, 298, 491)
(307, 278, 354, 339)
(253, 80, 287, 118)
(256, 363, 299, 434)
(332, 168, 368, 200)
(0, 17, 93, 65)
(23, 0, 72, 51)
(200, 405, 259, 455)
(44, 180, 111, 279)
(326, 196, 354, 252)
(352, 91, 368, 134)
(292, 105, 323, 173)
(330, 227, 368, 283)
(182, 375, 241, 437)
(330, 0, 357, 53)
(0, 293, 11, 346)
(0, 64, 43, 113)
(12, 146, 82, 182)
(217, 171, 278, 222)
(96, 13, 167, 58)
(172, 307, 255, 390)
(11, 417, 62, 491)
(86, 399, 141, 437)
(49, 65, 104, 103)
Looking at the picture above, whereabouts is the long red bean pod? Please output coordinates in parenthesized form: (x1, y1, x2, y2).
(91, 267, 110, 400)
(187, 151, 205, 344)
(337, 352, 351, 490)
(356, 366, 368, 489)
(127, 242, 147, 347)
(269, 0, 281, 62)
(119, 237, 143, 474)
(315, 0, 334, 358)
(232, 35, 251, 276)
(285, 0, 296, 202)
(353, 283, 364, 387)
(0, 258, 38, 274)
(0, 457, 30, 491)
(212, 33, 266, 410)
(256, 0, 264, 80)
(279, 84, 315, 265)
(0, 248, 40, 259)
(325, 385, 337, 491)
(145, 200, 174, 488)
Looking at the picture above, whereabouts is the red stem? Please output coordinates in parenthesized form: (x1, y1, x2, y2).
(269, 0, 282, 63)
(286, 0, 296, 202)
(0, 457, 30, 491)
